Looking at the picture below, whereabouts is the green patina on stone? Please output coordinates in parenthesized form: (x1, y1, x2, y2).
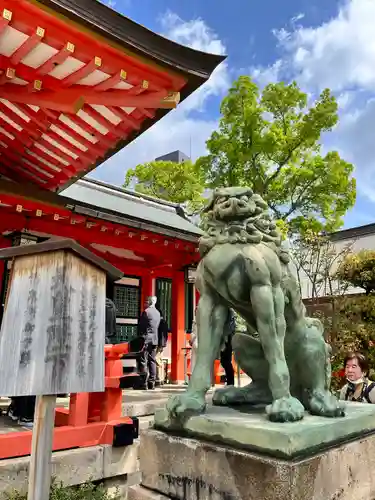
(166, 187, 345, 423)
(156, 402, 375, 459)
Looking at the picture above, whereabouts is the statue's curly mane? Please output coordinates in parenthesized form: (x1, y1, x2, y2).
(199, 187, 290, 264)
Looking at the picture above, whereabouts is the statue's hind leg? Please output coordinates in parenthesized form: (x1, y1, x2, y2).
(288, 319, 345, 418)
(213, 332, 272, 406)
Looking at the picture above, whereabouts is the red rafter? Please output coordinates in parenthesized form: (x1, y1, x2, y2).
(9, 102, 50, 131)
(93, 70, 127, 91)
(11, 28, 45, 65)
(27, 144, 75, 176)
(62, 57, 102, 88)
(0, 55, 61, 91)
(0, 121, 33, 147)
(0, 9, 12, 36)
(107, 107, 140, 130)
(36, 42, 75, 76)
(44, 129, 97, 165)
(81, 106, 123, 137)
(36, 137, 85, 172)
(0, 101, 41, 139)
(1, 146, 53, 181)
(139, 108, 155, 119)
(62, 113, 114, 148)
(0, 152, 48, 185)
(54, 120, 106, 157)
(0, 160, 45, 186)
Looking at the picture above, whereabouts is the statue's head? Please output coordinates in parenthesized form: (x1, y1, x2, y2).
(203, 187, 265, 222)
(199, 186, 287, 261)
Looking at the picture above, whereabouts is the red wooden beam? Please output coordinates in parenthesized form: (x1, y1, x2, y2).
(0, 84, 173, 110)
(0, 156, 47, 186)
(10, 27, 45, 65)
(62, 57, 102, 87)
(0, 8, 12, 36)
(0, 101, 41, 139)
(107, 107, 141, 130)
(0, 67, 15, 85)
(82, 89, 171, 108)
(0, 121, 33, 147)
(60, 114, 114, 149)
(36, 42, 75, 76)
(53, 120, 106, 158)
(0, 55, 62, 92)
(27, 145, 75, 177)
(22, 150, 70, 183)
(36, 137, 85, 172)
(44, 129, 97, 164)
(8, 102, 51, 131)
(139, 108, 155, 119)
(0, 146, 53, 181)
(81, 106, 124, 138)
(94, 70, 127, 91)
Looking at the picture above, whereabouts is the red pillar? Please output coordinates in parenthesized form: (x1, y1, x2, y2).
(171, 269, 186, 383)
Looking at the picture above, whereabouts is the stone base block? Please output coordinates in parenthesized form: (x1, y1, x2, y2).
(140, 428, 375, 500)
(155, 402, 375, 459)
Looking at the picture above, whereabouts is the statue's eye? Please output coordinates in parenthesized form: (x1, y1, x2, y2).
(217, 197, 227, 204)
(241, 196, 248, 202)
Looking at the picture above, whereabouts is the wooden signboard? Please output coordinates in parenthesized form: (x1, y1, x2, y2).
(0, 238, 123, 500)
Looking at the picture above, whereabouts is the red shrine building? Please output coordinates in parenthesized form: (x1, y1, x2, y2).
(0, 0, 225, 382)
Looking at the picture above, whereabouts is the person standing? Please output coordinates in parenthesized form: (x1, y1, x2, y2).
(137, 296, 161, 390)
(220, 309, 235, 386)
(155, 308, 169, 386)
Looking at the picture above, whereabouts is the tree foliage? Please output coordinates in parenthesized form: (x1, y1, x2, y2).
(123, 160, 205, 213)
(336, 250, 375, 295)
(196, 76, 356, 234)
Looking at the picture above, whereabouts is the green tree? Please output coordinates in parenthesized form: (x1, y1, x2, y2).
(196, 76, 356, 234)
(124, 160, 205, 213)
(337, 250, 375, 295)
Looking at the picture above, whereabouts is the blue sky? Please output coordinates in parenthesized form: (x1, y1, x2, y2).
(93, 0, 375, 230)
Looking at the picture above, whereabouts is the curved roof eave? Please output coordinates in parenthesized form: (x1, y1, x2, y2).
(36, 0, 227, 84)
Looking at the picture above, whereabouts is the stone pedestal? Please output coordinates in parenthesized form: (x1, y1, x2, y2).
(138, 403, 375, 500)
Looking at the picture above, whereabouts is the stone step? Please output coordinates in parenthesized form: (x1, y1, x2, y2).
(128, 485, 171, 499)
(138, 415, 154, 430)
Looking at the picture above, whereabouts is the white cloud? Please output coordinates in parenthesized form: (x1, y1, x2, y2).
(250, 0, 375, 214)
(159, 11, 229, 112)
(91, 11, 229, 186)
(273, 0, 375, 93)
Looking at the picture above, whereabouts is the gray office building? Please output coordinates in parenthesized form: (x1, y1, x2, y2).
(155, 150, 190, 163)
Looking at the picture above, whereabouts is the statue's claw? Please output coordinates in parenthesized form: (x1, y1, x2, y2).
(306, 390, 345, 418)
(266, 396, 305, 423)
(166, 393, 206, 419)
(213, 383, 272, 406)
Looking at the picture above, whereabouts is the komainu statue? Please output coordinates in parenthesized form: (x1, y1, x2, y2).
(167, 187, 345, 423)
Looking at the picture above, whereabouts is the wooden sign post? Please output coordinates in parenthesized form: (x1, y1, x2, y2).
(0, 239, 123, 500)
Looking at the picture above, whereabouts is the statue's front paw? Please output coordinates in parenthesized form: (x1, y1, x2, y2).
(307, 390, 345, 418)
(166, 393, 206, 418)
(266, 396, 305, 423)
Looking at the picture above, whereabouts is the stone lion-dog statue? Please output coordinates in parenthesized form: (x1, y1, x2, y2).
(167, 187, 344, 423)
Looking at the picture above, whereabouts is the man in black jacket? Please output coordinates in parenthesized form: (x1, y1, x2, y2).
(137, 296, 161, 390)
